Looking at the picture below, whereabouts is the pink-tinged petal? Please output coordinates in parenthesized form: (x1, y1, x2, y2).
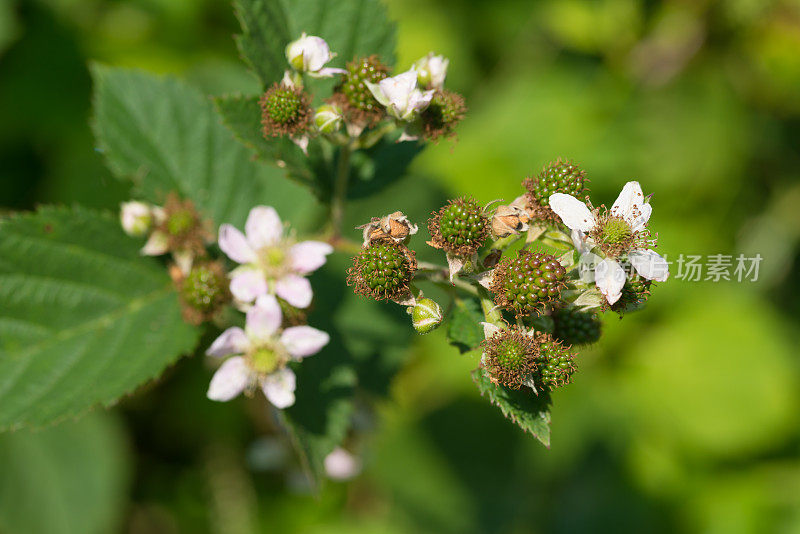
(246, 294, 282, 343)
(260, 368, 296, 409)
(629, 202, 652, 233)
(324, 448, 361, 481)
(230, 270, 268, 303)
(281, 326, 330, 359)
(206, 327, 249, 357)
(245, 206, 283, 250)
(315, 67, 347, 77)
(219, 224, 257, 264)
(594, 258, 626, 305)
(610, 181, 645, 221)
(275, 275, 313, 308)
(290, 241, 333, 274)
(207, 356, 251, 401)
(548, 193, 595, 232)
(629, 249, 669, 282)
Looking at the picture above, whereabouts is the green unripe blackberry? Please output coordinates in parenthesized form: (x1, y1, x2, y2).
(490, 251, 567, 316)
(166, 207, 195, 238)
(178, 262, 229, 325)
(411, 298, 443, 334)
(259, 82, 312, 137)
(481, 326, 537, 389)
(347, 242, 417, 301)
(156, 193, 209, 256)
(428, 197, 489, 256)
(340, 55, 389, 115)
(552, 308, 601, 346)
(523, 159, 587, 221)
(534, 334, 577, 391)
(610, 273, 652, 314)
(421, 89, 467, 141)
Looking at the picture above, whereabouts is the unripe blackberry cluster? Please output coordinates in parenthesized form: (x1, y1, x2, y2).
(490, 251, 567, 315)
(427, 198, 489, 256)
(552, 308, 601, 346)
(611, 272, 652, 314)
(534, 334, 577, 391)
(347, 242, 417, 301)
(481, 327, 537, 389)
(338, 55, 389, 122)
(259, 82, 312, 137)
(421, 89, 467, 141)
(178, 262, 229, 325)
(523, 159, 587, 220)
(157, 194, 209, 256)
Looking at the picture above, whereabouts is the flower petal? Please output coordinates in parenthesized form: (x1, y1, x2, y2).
(245, 206, 283, 250)
(314, 67, 347, 77)
(275, 274, 313, 308)
(246, 294, 282, 343)
(610, 181, 645, 221)
(548, 193, 595, 232)
(230, 270, 268, 303)
(207, 356, 251, 401)
(594, 258, 626, 305)
(281, 326, 330, 359)
(629, 249, 669, 282)
(365, 80, 390, 107)
(629, 202, 652, 233)
(206, 327, 250, 357)
(290, 241, 333, 274)
(260, 368, 296, 409)
(219, 224, 257, 264)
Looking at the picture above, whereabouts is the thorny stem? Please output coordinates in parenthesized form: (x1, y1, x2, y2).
(330, 143, 353, 239)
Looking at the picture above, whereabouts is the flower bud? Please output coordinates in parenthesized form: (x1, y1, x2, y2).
(285, 33, 345, 78)
(411, 298, 443, 334)
(120, 201, 153, 237)
(414, 52, 449, 89)
(314, 104, 342, 134)
(357, 211, 418, 246)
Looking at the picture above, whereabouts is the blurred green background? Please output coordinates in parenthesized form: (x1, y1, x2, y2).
(2, 0, 800, 532)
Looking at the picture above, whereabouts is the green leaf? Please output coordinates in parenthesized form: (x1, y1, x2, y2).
(447, 298, 485, 353)
(0, 413, 128, 534)
(234, 0, 396, 86)
(91, 65, 311, 229)
(472, 367, 552, 447)
(0, 206, 200, 430)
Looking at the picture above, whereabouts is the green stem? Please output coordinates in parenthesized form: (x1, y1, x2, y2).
(330, 144, 352, 239)
(478, 288, 504, 327)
